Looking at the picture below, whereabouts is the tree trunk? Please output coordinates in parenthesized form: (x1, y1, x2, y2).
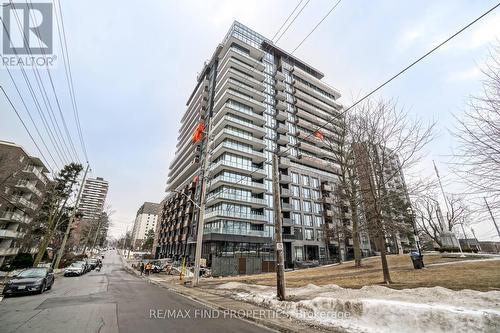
(378, 234, 392, 284)
(33, 216, 56, 266)
(349, 173, 362, 267)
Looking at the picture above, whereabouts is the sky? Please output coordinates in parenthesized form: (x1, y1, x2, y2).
(1, 0, 499, 241)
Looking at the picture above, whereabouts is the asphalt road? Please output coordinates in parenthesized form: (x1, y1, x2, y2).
(0, 251, 273, 333)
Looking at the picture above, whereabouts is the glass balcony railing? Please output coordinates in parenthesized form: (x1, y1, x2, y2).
(209, 175, 266, 190)
(207, 192, 266, 206)
(204, 210, 266, 222)
(203, 226, 267, 238)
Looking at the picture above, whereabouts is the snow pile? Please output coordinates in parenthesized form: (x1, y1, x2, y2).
(216, 282, 500, 333)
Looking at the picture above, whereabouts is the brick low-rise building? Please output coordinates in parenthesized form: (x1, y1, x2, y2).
(0, 140, 50, 267)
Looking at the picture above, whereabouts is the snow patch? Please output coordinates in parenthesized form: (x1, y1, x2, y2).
(216, 282, 500, 333)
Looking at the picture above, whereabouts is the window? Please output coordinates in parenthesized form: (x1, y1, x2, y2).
(305, 228, 314, 240)
(292, 199, 301, 210)
(303, 214, 312, 226)
(292, 212, 301, 225)
(312, 177, 319, 188)
(294, 246, 304, 261)
(312, 190, 320, 200)
(313, 203, 321, 214)
(291, 185, 300, 197)
(302, 175, 310, 186)
(303, 201, 312, 212)
(291, 172, 299, 184)
(314, 216, 322, 227)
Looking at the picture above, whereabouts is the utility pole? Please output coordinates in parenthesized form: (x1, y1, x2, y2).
(471, 228, 481, 252)
(192, 116, 214, 287)
(459, 222, 470, 250)
(89, 213, 105, 255)
(54, 163, 89, 269)
(272, 153, 285, 301)
(484, 197, 500, 238)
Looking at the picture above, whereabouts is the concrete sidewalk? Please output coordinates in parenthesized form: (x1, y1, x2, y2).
(120, 255, 338, 333)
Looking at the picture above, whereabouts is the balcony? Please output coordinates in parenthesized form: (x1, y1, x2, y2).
(276, 110, 287, 122)
(0, 247, 20, 256)
(0, 229, 24, 239)
(280, 189, 291, 197)
(274, 70, 285, 81)
(277, 134, 288, 145)
(279, 174, 291, 184)
(282, 217, 292, 225)
(213, 101, 265, 127)
(213, 89, 266, 115)
(22, 166, 47, 185)
(276, 100, 287, 111)
(206, 192, 267, 208)
(203, 226, 267, 238)
(281, 203, 292, 211)
(275, 80, 285, 91)
(218, 53, 265, 82)
(11, 196, 37, 211)
(213, 128, 266, 150)
(204, 210, 266, 223)
(283, 233, 295, 240)
(212, 114, 265, 138)
(220, 36, 265, 64)
(15, 180, 43, 197)
(291, 66, 341, 99)
(209, 160, 266, 179)
(215, 77, 266, 103)
(279, 157, 291, 168)
(218, 67, 265, 92)
(293, 79, 341, 109)
(323, 197, 335, 205)
(276, 90, 286, 101)
(209, 175, 266, 194)
(275, 123, 287, 134)
(211, 141, 266, 163)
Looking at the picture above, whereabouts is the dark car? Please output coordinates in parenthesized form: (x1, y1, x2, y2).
(2, 267, 54, 296)
(88, 259, 98, 270)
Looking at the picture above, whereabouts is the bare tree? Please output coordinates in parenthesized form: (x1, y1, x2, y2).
(350, 98, 435, 284)
(453, 44, 500, 209)
(414, 192, 472, 247)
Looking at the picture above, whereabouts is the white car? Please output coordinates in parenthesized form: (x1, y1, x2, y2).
(64, 262, 85, 276)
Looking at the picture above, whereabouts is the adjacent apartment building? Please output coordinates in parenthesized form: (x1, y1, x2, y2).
(0, 140, 50, 267)
(157, 22, 349, 274)
(132, 202, 160, 250)
(72, 177, 109, 247)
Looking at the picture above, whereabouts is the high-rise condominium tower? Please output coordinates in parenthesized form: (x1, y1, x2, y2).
(158, 22, 348, 275)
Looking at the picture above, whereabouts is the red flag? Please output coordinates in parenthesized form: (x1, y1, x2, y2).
(314, 130, 324, 141)
(191, 122, 205, 143)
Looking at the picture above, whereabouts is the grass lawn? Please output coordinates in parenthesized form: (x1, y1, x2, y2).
(205, 253, 500, 292)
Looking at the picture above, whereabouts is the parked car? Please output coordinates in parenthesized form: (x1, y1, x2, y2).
(88, 259, 98, 270)
(2, 267, 54, 296)
(64, 262, 86, 276)
(75, 260, 90, 273)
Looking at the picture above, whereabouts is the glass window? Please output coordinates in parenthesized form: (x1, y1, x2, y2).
(313, 203, 321, 214)
(294, 246, 304, 261)
(314, 216, 322, 227)
(291, 185, 300, 197)
(303, 214, 312, 226)
(303, 201, 312, 212)
(303, 188, 311, 199)
(302, 175, 310, 186)
(292, 198, 301, 210)
(305, 228, 314, 240)
(292, 212, 301, 225)
(291, 172, 299, 184)
(312, 177, 319, 188)
(312, 190, 320, 200)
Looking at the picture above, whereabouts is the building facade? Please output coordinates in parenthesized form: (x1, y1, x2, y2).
(0, 140, 50, 267)
(158, 22, 346, 274)
(353, 143, 414, 255)
(132, 202, 160, 250)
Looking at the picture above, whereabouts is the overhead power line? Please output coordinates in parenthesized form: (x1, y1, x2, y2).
(271, 0, 304, 42)
(1, 86, 54, 173)
(274, 0, 311, 45)
(292, 0, 343, 54)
